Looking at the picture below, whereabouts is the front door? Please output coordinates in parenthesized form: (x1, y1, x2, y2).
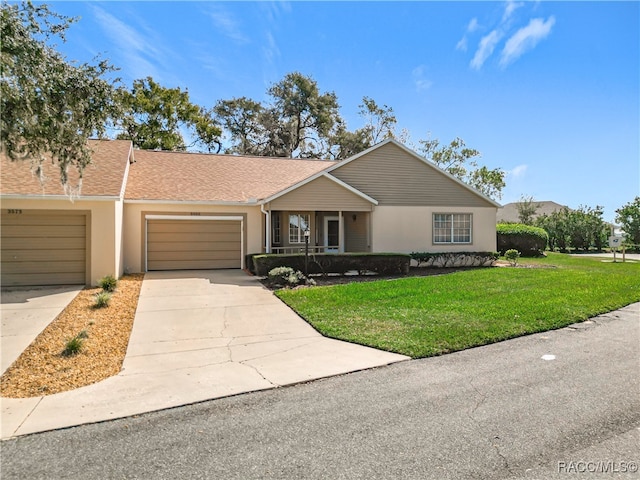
(324, 216, 339, 252)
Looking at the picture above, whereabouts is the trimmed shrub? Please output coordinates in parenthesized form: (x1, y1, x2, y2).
(250, 253, 411, 277)
(266, 267, 316, 288)
(497, 223, 548, 256)
(410, 252, 498, 268)
(504, 249, 521, 266)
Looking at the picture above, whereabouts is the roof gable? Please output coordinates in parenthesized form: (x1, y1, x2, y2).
(265, 173, 377, 211)
(329, 139, 500, 208)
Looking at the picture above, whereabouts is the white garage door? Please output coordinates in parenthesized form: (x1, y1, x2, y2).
(1, 211, 87, 286)
(146, 218, 242, 270)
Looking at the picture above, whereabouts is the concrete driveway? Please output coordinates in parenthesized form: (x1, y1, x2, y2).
(1, 286, 83, 375)
(1, 270, 408, 439)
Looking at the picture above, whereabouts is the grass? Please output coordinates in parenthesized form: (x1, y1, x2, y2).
(276, 253, 640, 358)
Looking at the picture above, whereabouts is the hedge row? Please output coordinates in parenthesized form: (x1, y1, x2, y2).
(410, 252, 498, 267)
(496, 223, 548, 256)
(248, 253, 411, 276)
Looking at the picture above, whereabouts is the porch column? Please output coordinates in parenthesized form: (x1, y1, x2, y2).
(338, 210, 344, 253)
(265, 209, 271, 253)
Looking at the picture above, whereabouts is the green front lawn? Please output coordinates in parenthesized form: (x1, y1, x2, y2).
(276, 254, 640, 358)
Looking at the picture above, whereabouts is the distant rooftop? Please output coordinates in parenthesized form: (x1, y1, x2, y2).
(497, 200, 567, 223)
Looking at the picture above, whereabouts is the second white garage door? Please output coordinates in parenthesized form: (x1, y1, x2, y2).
(147, 218, 242, 270)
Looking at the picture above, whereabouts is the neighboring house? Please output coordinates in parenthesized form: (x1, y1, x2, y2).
(497, 200, 567, 224)
(1, 138, 500, 286)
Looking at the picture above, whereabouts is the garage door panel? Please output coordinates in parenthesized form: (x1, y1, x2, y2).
(147, 233, 241, 245)
(0, 213, 87, 286)
(148, 250, 239, 262)
(1, 215, 86, 227)
(1, 261, 85, 275)
(148, 259, 240, 271)
(148, 221, 240, 234)
(146, 219, 241, 271)
(1, 249, 85, 262)
(1, 225, 86, 238)
(0, 237, 86, 250)
(2, 273, 86, 287)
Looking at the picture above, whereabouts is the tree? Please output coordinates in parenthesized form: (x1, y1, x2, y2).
(358, 96, 397, 144)
(516, 195, 541, 225)
(267, 72, 341, 157)
(215, 72, 342, 158)
(213, 97, 265, 155)
(115, 77, 221, 152)
(616, 197, 640, 250)
(1, 1, 119, 192)
(417, 136, 506, 200)
(536, 205, 608, 252)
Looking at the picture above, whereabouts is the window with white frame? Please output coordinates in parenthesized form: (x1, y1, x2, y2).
(271, 213, 281, 245)
(289, 213, 310, 244)
(433, 213, 472, 244)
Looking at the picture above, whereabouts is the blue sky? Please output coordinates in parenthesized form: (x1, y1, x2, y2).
(48, 1, 639, 222)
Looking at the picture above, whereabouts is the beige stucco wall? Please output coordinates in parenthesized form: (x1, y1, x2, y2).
(1, 198, 122, 285)
(122, 203, 263, 273)
(371, 206, 497, 253)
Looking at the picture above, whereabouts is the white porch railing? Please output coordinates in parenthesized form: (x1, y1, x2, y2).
(271, 245, 338, 254)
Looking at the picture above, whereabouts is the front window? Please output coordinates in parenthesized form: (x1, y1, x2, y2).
(271, 213, 281, 245)
(289, 213, 310, 244)
(433, 213, 472, 244)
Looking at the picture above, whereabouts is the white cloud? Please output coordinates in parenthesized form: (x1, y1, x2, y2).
(262, 31, 280, 66)
(89, 5, 166, 80)
(205, 5, 249, 44)
(412, 65, 433, 92)
(456, 37, 468, 52)
(509, 164, 528, 179)
(470, 30, 503, 70)
(502, 1, 524, 23)
(500, 16, 556, 67)
(456, 18, 479, 52)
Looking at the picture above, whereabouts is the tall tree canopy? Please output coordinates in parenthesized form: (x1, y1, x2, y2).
(115, 77, 221, 152)
(0, 1, 118, 191)
(418, 137, 506, 199)
(215, 72, 341, 158)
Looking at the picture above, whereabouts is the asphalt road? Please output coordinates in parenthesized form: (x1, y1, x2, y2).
(2, 304, 638, 480)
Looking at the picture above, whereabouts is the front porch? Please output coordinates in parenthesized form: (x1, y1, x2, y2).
(264, 210, 372, 254)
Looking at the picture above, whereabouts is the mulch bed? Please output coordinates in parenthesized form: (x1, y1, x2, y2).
(0, 274, 144, 398)
(260, 266, 476, 289)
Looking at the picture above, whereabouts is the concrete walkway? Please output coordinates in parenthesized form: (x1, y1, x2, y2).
(1, 270, 408, 439)
(1, 286, 83, 375)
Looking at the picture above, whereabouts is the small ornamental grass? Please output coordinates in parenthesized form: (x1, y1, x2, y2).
(98, 275, 118, 292)
(94, 291, 112, 308)
(62, 335, 85, 357)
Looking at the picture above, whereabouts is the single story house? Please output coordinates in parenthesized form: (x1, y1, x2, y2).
(1, 138, 500, 286)
(497, 200, 568, 224)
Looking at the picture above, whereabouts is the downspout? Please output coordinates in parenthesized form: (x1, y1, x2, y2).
(260, 203, 271, 253)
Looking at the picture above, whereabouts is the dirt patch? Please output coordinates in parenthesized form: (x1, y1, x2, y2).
(0, 274, 143, 398)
